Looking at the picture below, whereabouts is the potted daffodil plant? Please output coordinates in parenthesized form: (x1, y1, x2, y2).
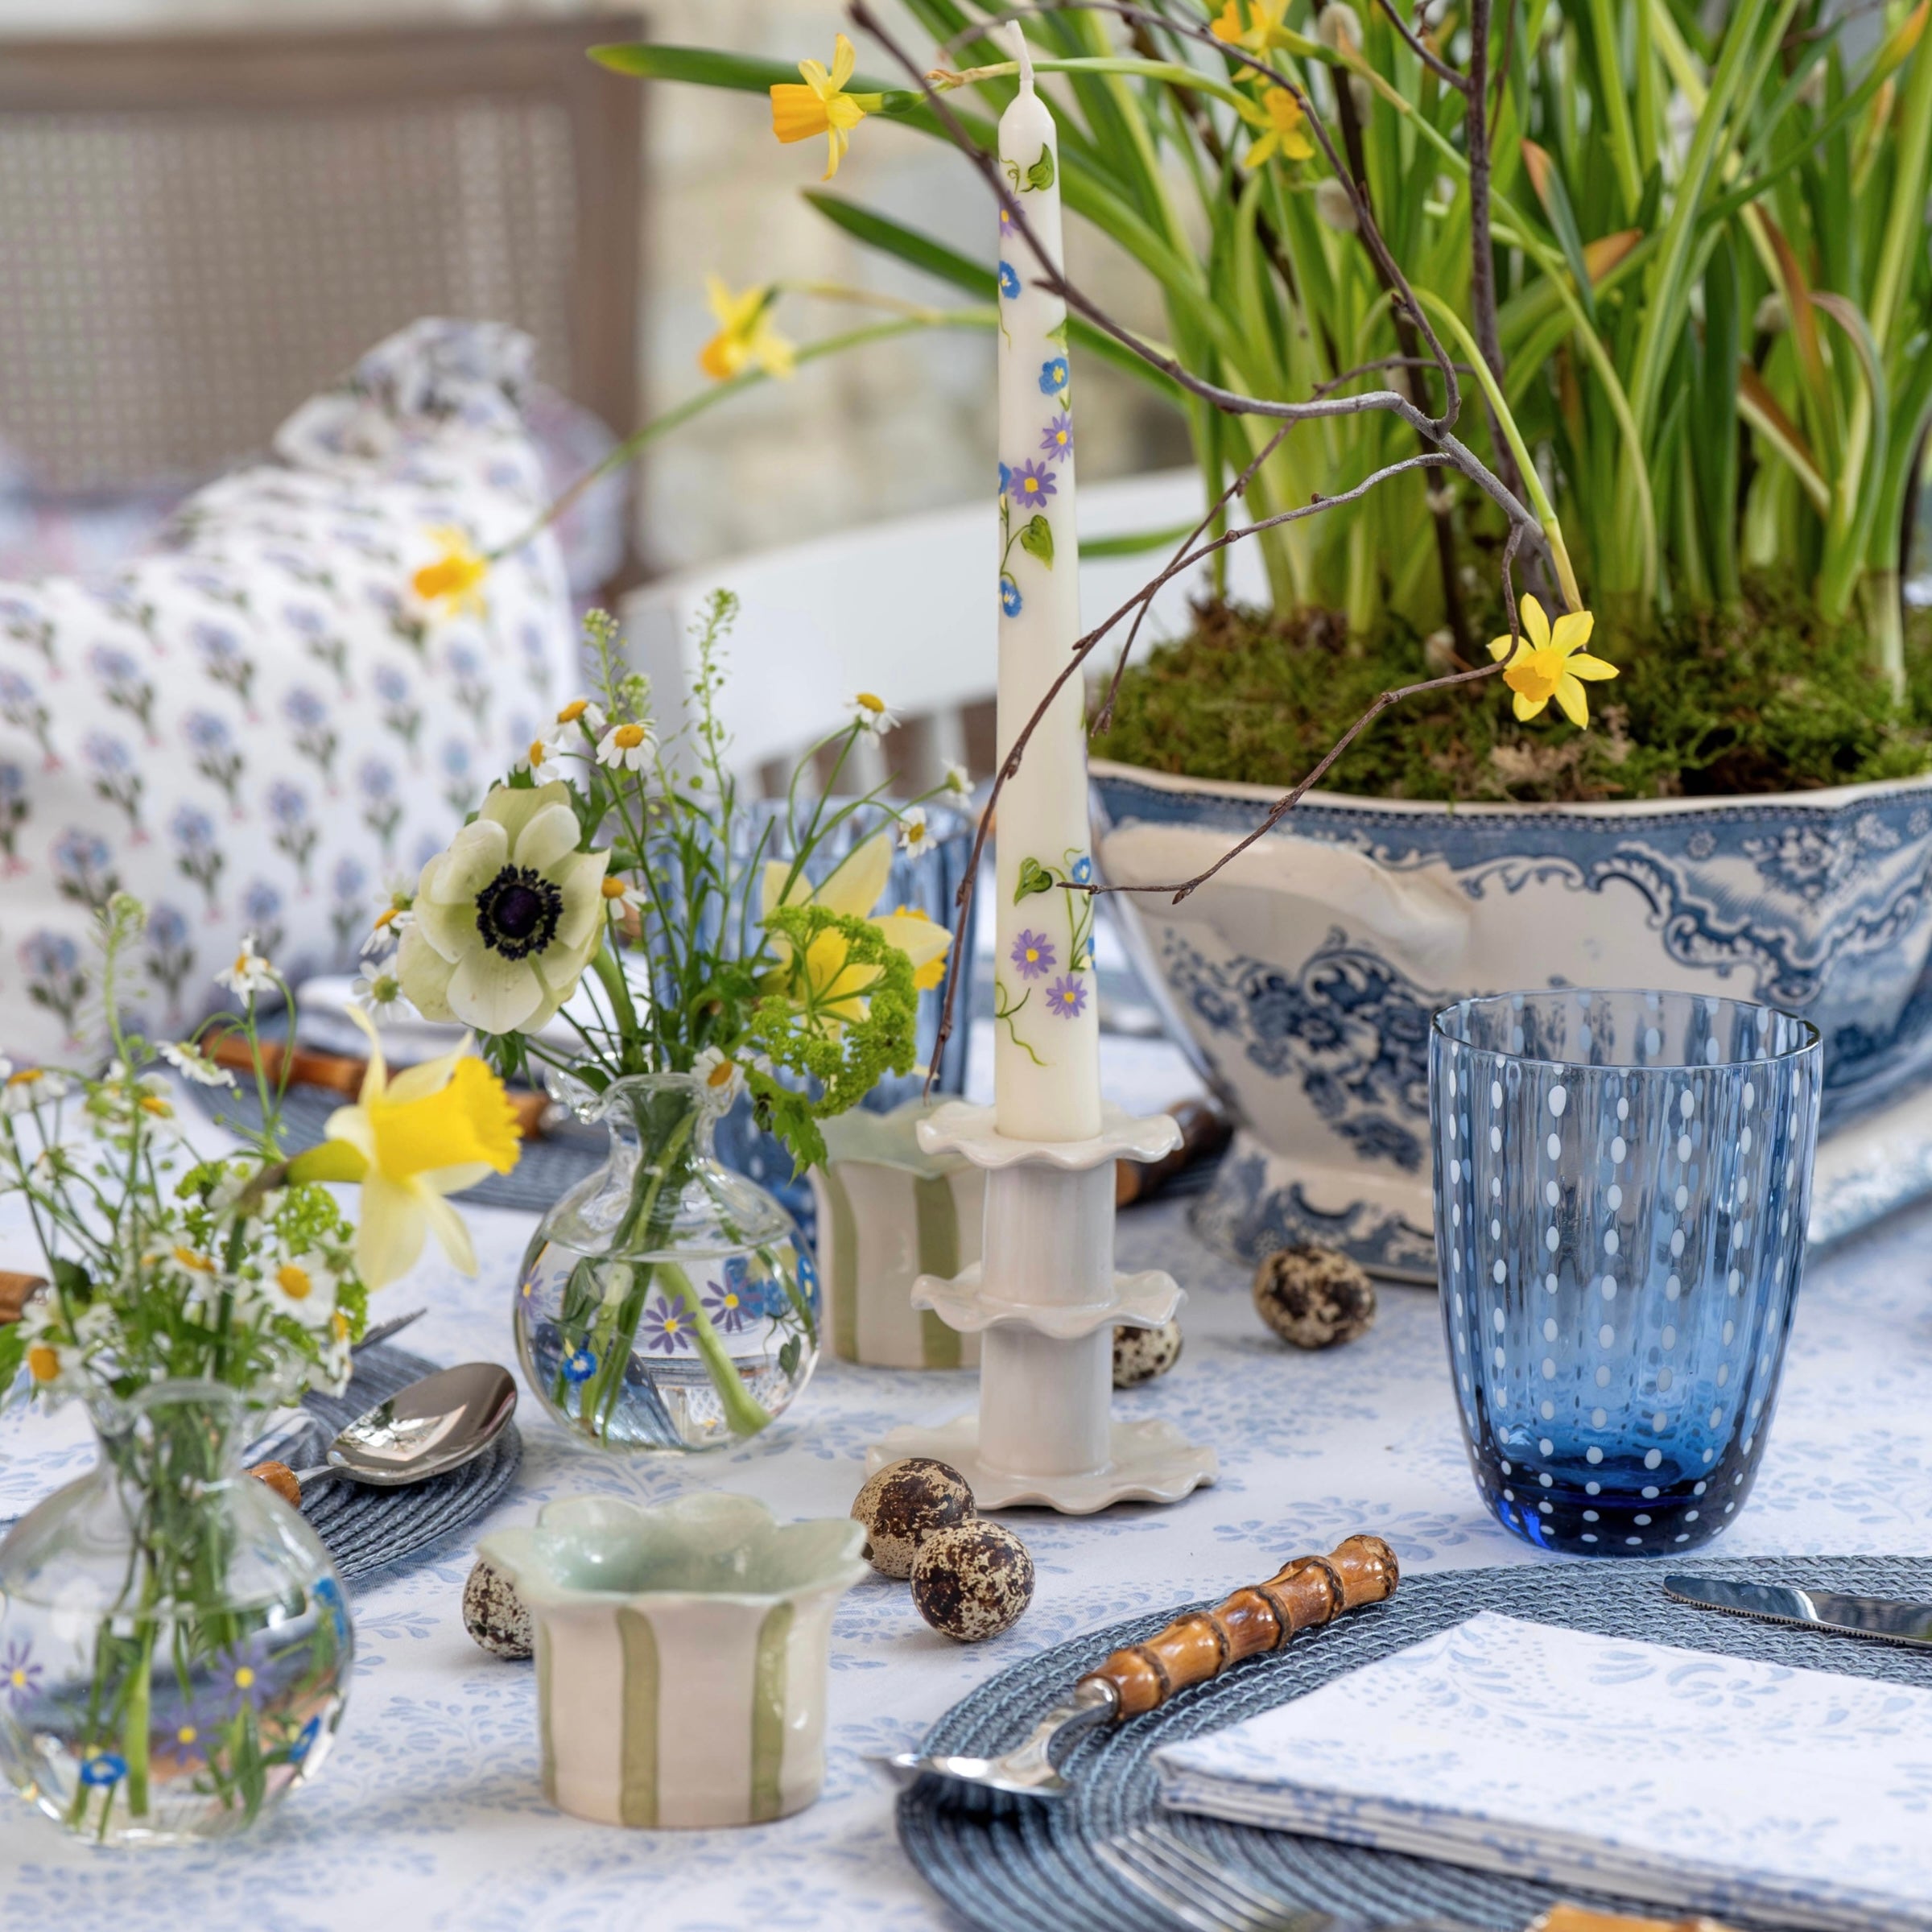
(374, 595, 962, 1452)
(580, 1, 1932, 1278)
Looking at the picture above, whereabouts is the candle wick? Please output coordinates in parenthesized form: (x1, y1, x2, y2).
(1001, 21, 1035, 97)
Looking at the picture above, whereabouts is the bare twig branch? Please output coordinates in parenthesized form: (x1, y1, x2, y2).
(1312, 354, 1477, 397)
(842, 0, 1563, 1080)
(1373, 0, 1469, 89)
(1087, 657, 1505, 906)
(1461, 0, 1538, 591)
(1092, 423, 1292, 736)
(1330, 49, 1470, 650)
(922, 450, 1464, 1075)
(853, 2, 1550, 575)
(1030, 0, 1468, 425)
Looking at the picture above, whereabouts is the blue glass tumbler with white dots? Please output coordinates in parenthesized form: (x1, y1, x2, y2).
(1430, 989, 1820, 1557)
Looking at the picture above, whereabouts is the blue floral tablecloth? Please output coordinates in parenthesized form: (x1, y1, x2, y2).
(5, 1113, 1932, 1928)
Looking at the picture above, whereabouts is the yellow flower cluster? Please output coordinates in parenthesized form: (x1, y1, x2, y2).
(1207, 3, 1314, 169)
(769, 34, 881, 181)
(699, 278, 795, 384)
(1488, 596, 1618, 729)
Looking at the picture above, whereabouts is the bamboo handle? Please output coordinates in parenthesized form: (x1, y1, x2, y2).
(1079, 1534, 1399, 1718)
(1536, 1911, 1737, 1932)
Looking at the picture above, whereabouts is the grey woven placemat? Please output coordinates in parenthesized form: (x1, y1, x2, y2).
(281, 1341, 522, 1586)
(898, 1554, 1932, 1932)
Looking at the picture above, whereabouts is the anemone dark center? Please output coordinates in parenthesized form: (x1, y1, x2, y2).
(474, 865, 563, 961)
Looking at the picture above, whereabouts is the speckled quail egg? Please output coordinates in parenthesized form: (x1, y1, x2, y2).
(1253, 1244, 1377, 1349)
(910, 1521, 1034, 1641)
(850, 1457, 976, 1579)
(1113, 1317, 1184, 1387)
(463, 1554, 534, 1661)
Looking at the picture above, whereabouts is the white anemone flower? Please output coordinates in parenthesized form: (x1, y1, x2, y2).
(597, 721, 656, 772)
(215, 935, 275, 999)
(847, 691, 898, 736)
(159, 1041, 235, 1089)
(396, 782, 610, 1036)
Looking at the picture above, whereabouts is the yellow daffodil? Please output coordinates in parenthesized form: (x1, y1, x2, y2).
(411, 527, 490, 619)
(288, 1008, 519, 1288)
(884, 905, 947, 992)
(795, 926, 880, 1036)
(769, 34, 882, 180)
(760, 831, 952, 991)
(1243, 87, 1314, 167)
(699, 277, 796, 383)
(1488, 596, 1617, 728)
(1210, 0, 1295, 56)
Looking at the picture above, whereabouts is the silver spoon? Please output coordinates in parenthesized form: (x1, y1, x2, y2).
(254, 1362, 517, 1499)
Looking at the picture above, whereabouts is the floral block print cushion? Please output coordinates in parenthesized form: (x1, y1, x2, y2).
(0, 317, 579, 1066)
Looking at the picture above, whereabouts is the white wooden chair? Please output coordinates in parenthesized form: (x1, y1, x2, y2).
(621, 466, 1268, 795)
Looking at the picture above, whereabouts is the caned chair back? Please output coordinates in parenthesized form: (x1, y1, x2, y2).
(0, 16, 643, 584)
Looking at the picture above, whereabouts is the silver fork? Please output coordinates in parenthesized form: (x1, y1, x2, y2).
(1100, 1823, 1481, 1932)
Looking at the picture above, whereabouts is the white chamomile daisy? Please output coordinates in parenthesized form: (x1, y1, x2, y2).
(159, 1041, 236, 1089)
(943, 762, 972, 798)
(691, 1045, 745, 1111)
(554, 696, 607, 739)
(597, 721, 657, 772)
(363, 886, 415, 960)
(601, 875, 646, 919)
(353, 969, 408, 1021)
(847, 691, 898, 736)
(215, 935, 275, 999)
(515, 730, 568, 785)
(897, 806, 933, 857)
(1, 1065, 69, 1116)
(261, 1254, 338, 1329)
(20, 1306, 80, 1392)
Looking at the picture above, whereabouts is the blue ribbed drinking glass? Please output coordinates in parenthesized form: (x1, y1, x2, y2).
(1430, 990, 1821, 1557)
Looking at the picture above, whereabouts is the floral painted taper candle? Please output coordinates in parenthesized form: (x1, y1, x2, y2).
(993, 30, 1102, 1145)
(867, 31, 1215, 1511)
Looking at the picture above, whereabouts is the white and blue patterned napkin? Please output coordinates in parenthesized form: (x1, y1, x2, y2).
(1155, 1611, 1932, 1932)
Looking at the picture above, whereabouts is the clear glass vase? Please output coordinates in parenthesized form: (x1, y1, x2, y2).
(0, 1380, 353, 1845)
(514, 1071, 819, 1452)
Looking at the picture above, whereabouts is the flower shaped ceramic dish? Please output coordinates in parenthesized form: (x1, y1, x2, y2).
(478, 1493, 867, 1829)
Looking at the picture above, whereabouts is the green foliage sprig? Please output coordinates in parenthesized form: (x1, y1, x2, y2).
(742, 903, 919, 1168)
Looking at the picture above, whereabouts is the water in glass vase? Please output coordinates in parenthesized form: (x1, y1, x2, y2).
(514, 1071, 819, 1451)
(0, 1381, 352, 1845)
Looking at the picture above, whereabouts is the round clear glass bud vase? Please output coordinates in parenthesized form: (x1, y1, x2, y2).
(514, 1071, 819, 1451)
(0, 1379, 353, 1844)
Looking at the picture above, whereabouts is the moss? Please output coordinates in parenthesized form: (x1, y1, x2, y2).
(1090, 578, 1932, 804)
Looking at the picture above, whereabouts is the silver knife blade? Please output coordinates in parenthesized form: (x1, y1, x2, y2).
(1664, 1573, 1932, 1649)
